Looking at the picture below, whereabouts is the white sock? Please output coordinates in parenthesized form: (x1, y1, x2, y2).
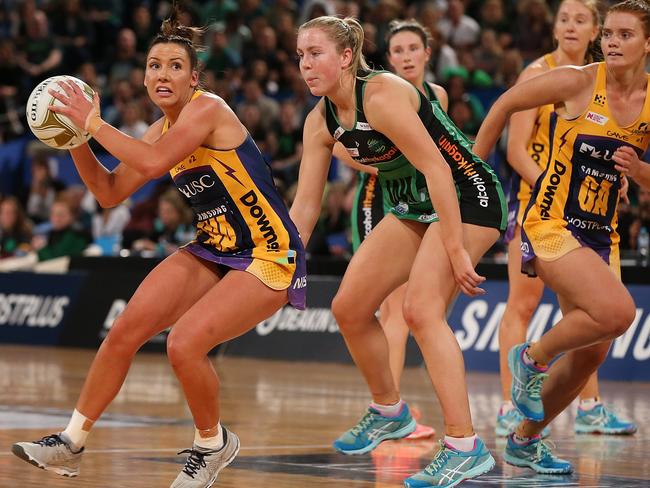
(370, 399, 404, 417)
(444, 434, 477, 452)
(579, 397, 601, 410)
(499, 401, 514, 415)
(194, 423, 224, 451)
(62, 409, 94, 450)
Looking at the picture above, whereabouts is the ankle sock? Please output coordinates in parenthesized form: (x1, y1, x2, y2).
(522, 346, 548, 372)
(194, 423, 224, 451)
(444, 434, 476, 452)
(370, 399, 404, 417)
(62, 409, 94, 451)
(579, 397, 601, 410)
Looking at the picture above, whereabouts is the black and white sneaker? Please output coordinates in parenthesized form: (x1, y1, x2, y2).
(170, 427, 240, 488)
(12, 433, 84, 477)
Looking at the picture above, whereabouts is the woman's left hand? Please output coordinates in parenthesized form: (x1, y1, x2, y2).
(613, 146, 641, 179)
(449, 247, 486, 297)
(48, 80, 100, 132)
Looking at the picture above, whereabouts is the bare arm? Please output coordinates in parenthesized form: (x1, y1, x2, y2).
(68, 120, 164, 208)
(332, 142, 378, 175)
(290, 103, 334, 246)
(366, 74, 482, 296)
(473, 66, 592, 161)
(506, 63, 549, 187)
(50, 82, 223, 179)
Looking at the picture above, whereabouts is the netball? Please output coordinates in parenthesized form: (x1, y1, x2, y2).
(26, 75, 94, 150)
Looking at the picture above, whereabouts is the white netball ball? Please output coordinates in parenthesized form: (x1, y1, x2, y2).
(26, 75, 94, 150)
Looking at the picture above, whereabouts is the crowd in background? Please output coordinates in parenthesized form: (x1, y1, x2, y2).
(0, 0, 648, 264)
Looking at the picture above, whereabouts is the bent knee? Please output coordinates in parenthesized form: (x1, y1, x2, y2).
(402, 295, 444, 334)
(596, 297, 636, 339)
(508, 296, 540, 323)
(332, 291, 373, 331)
(166, 333, 195, 369)
(102, 315, 144, 356)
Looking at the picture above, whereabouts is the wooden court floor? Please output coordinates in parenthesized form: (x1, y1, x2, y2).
(0, 344, 648, 487)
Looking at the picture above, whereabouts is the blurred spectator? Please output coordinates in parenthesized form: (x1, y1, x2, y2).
(0, 196, 32, 258)
(199, 0, 238, 25)
(76, 61, 106, 95)
(299, 0, 335, 24)
(86, 0, 122, 61)
(90, 201, 130, 256)
(239, 0, 267, 24)
(240, 103, 269, 154)
(307, 182, 350, 257)
(455, 50, 493, 88)
(267, 100, 303, 187)
(0, 39, 24, 142)
(121, 179, 173, 249)
(129, 4, 157, 55)
(473, 29, 503, 79)
(118, 101, 148, 139)
(103, 78, 135, 126)
(428, 27, 459, 83)
(203, 25, 241, 80)
(131, 190, 194, 257)
(267, 0, 298, 29)
(50, 0, 93, 74)
(361, 22, 385, 70)
(639, 186, 650, 228)
(373, 0, 402, 56)
(32, 197, 89, 261)
(106, 27, 141, 84)
(0, 2, 19, 39)
(514, 0, 554, 64)
(445, 74, 485, 133)
(449, 98, 479, 138)
(26, 151, 66, 224)
(236, 79, 279, 132)
(496, 48, 524, 89)
(479, 0, 513, 49)
(221, 10, 252, 62)
(438, 0, 480, 49)
(16, 10, 63, 88)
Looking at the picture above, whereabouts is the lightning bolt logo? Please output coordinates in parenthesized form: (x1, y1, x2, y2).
(532, 113, 542, 136)
(213, 156, 244, 187)
(558, 127, 574, 151)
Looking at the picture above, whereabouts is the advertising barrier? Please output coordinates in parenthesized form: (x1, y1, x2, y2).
(0, 272, 85, 345)
(0, 258, 647, 380)
(223, 276, 423, 364)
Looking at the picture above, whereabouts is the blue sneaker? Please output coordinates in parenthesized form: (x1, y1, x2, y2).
(495, 408, 550, 438)
(333, 404, 416, 455)
(574, 404, 637, 435)
(508, 343, 548, 421)
(503, 434, 572, 474)
(404, 438, 495, 487)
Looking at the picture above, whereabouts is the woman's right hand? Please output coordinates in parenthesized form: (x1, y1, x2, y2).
(448, 247, 486, 297)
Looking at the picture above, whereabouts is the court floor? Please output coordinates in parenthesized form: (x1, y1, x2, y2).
(0, 344, 648, 487)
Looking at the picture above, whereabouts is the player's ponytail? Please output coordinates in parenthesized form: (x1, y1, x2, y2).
(149, 3, 205, 72)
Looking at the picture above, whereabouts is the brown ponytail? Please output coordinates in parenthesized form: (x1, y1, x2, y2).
(148, 3, 205, 72)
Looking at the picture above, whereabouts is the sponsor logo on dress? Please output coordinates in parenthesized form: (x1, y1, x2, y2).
(585, 111, 608, 126)
(240, 190, 280, 252)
